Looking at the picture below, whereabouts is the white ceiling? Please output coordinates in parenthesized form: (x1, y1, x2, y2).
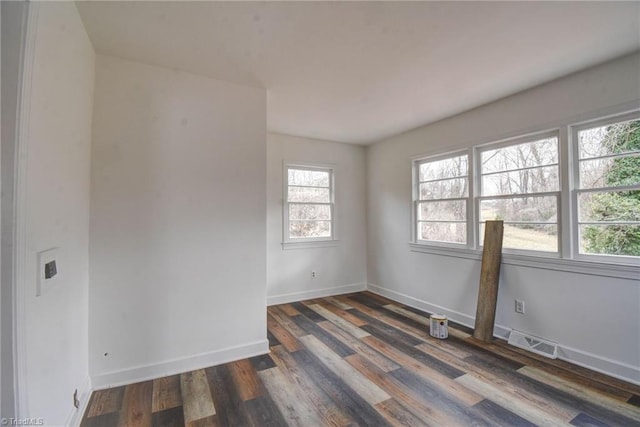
(76, 1, 640, 144)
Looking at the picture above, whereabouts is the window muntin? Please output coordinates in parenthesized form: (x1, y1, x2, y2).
(412, 112, 640, 267)
(480, 137, 559, 196)
(415, 153, 469, 245)
(575, 118, 640, 259)
(286, 166, 334, 241)
(478, 135, 560, 253)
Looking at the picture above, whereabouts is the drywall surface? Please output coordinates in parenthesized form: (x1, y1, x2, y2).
(267, 133, 367, 304)
(21, 2, 95, 423)
(90, 55, 267, 386)
(367, 52, 640, 383)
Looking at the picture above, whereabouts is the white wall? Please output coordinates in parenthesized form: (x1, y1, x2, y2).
(267, 133, 367, 304)
(367, 52, 640, 383)
(89, 55, 267, 387)
(20, 2, 95, 424)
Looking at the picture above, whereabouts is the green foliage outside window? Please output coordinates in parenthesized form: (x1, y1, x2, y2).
(583, 121, 640, 256)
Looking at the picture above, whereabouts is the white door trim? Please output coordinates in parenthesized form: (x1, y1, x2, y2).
(12, 1, 39, 417)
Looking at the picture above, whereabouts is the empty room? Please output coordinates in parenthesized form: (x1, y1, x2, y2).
(2, 1, 640, 426)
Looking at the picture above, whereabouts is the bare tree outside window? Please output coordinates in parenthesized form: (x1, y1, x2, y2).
(413, 113, 639, 263)
(286, 167, 333, 240)
(479, 136, 559, 252)
(416, 154, 468, 244)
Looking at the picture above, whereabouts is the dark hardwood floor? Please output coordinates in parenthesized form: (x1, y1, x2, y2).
(81, 292, 640, 426)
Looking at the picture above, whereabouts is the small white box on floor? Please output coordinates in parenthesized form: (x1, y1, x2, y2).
(429, 314, 448, 339)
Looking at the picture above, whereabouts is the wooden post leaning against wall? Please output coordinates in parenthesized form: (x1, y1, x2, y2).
(473, 220, 504, 342)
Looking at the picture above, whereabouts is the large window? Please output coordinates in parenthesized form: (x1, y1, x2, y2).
(415, 153, 469, 245)
(478, 134, 560, 253)
(573, 115, 640, 260)
(412, 110, 640, 266)
(285, 165, 334, 242)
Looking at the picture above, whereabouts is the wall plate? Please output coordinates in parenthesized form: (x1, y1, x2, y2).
(37, 247, 60, 296)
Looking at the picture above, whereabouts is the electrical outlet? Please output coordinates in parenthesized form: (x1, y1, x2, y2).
(311, 271, 316, 279)
(515, 299, 525, 314)
(73, 389, 79, 408)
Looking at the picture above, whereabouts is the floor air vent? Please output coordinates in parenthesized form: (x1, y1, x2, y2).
(507, 330, 558, 359)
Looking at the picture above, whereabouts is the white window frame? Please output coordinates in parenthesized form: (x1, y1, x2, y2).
(570, 111, 640, 266)
(409, 107, 640, 278)
(412, 149, 472, 248)
(283, 163, 336, 245)
(475, 131, 562, 257)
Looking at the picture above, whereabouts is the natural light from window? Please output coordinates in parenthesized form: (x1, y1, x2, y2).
(286, 167, 333, 240)
(416, 154, 469, 244)
(412, 111, 640, 267)
(479, 136, 559, 252)
(576, 119, 640, 258)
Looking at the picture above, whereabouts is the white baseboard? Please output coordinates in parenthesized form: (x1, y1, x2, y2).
(91, 339, 269, 390)
(65, 376, 92, 427)
(558, 344, 640, 386)
(366, 283, 511, 339)
(268, 282, 366, 306)
(367, 283, 640, 386)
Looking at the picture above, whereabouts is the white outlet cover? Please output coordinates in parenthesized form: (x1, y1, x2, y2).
(37, 247, 60, 296)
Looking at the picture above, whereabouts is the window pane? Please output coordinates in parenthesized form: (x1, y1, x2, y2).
(481, 165, 558, 196)
(480, 196, 557, 223)
(576, 118, 640, 259)
(579, 154, 640, 189)
(580, 224, 640, 257)
(419, 178, 468, 200)
(481, 137, 557, 174)
(418, 222, 466, 244)
(578, 191, 640, 222)
(578, 120, 640, 159)
(418, 200, 466, 221)
(290, 221, 331, 238)
(480, 223, 557, 252)
(419, 155, 467, 181)
(288, 186, 331, 203)
(579, 157, 613, 189)
(289, 204, 331, 221)
(288, 169, 330, 187)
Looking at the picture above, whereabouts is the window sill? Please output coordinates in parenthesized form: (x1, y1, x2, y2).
(409, 243, 481, 260)
(409, 243, 639, 280)
(282, 240, 339, 250)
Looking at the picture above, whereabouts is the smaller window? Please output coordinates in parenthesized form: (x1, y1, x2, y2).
(573, 115, 640, 261)
(284, 165, 334, 242)
(414, 153, 469, 245)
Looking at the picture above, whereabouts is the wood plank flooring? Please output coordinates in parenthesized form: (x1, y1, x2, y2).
(81, 292, 640, 427)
